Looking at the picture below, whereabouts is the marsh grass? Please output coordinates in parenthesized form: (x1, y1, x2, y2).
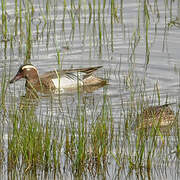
(110, 74, 179, 178)
(63, 88, 113, 177)
(1, 0, 7, 38)
(1, 67, 8, 109)
(0, 0, 179, 179)
(24, 0, 33, 61)
(8, 98, 63, 174)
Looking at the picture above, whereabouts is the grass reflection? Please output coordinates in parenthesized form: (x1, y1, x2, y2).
(0, 0, 179, 179)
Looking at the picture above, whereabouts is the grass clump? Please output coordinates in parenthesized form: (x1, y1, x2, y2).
(8, 100, 63, 174)
(64, 91, 114, 178)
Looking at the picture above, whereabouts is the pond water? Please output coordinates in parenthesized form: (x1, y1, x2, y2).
(0, 0, 180, 179)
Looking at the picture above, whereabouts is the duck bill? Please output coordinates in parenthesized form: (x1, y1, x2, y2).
(9, 72, 24, 83)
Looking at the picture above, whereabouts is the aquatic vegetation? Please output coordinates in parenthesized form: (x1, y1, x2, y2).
(0, 0, 179, 179)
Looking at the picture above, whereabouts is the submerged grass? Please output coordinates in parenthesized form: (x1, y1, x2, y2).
(0, 0, 179, 179)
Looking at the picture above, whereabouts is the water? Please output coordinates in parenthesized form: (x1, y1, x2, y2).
(0, 0, 180, 179)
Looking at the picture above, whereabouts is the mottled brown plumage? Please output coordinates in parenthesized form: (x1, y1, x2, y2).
(137, 104, 176, 128)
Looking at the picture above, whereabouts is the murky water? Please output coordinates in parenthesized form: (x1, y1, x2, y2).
(0, 0, 180, 179)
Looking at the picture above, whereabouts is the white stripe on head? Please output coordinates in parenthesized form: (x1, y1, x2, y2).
(22, 65, 37, 71)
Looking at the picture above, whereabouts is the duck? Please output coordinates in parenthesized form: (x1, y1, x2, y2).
(136, 104, 176, 128)
(9, 64, 107, 95)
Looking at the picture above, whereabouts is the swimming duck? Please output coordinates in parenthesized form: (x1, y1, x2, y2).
(9, 64, 107, 95)
(137, 104, 176, 128)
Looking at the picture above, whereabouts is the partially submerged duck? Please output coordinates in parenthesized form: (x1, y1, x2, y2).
(136, 104, 176, 129)
(10, 64, 107, 96)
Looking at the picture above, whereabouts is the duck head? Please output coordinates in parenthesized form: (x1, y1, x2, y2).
(10, 64, 39, 83)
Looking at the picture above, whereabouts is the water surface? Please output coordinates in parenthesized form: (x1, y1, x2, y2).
(0, 0, 180, 179)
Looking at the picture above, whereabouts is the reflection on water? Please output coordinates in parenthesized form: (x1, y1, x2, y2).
(0, 0, 180, 179)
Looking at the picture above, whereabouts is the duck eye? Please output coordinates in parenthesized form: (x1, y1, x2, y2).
(19, 68, 23, 73)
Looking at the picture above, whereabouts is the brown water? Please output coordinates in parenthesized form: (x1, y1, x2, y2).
(0, 0, 180, 179)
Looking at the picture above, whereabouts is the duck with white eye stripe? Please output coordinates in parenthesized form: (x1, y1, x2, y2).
(10, 64, 107, 96)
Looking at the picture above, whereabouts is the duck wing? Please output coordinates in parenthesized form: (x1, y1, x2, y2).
(40, 66, 103, 80)
(63, 66, 103, 80)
